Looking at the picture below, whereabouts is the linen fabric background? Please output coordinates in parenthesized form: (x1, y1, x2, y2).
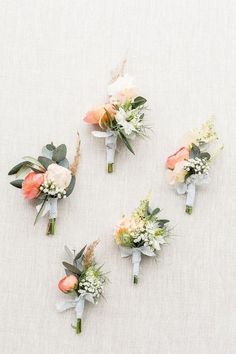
(0, 1, 235, 353)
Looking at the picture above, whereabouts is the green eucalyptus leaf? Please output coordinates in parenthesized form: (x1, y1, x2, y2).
(58, 158, 69, 168)
(22, 156, 45, 170)
(131, 96, 147, 109)
(190, 144, 200, 158)
(30, 166, 45, 173)
(10, 179, 23, 189)
(8, 161, 30, 175)
(46, 143, 55, 151)
(62, 262, 81, 275)
(66, 176, 76, 197)
(16, 165, 31, 178)
(38, 156, 54, 169)
(52, 144, 67, 162)
(42, 146, 53, 159)
(199, 152, 211, 160)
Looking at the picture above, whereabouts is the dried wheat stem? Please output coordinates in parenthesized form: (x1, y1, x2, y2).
(82, 239, 100, 269)
(110, 58, 127, 84)
(69, 132, 81, 176)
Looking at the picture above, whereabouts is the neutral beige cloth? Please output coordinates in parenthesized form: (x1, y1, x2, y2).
(0, 1, 235, 353)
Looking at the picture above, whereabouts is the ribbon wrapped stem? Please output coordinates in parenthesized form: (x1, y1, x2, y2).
(47, 198, 58, 235)
(185, 182, 196, 215)
(132, 249, 142, 284)
(92, 130, 117, 173)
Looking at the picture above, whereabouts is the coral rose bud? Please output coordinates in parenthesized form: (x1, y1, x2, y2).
(166, 147, 189, 170)
(22, 172, 45, 200)
(83, 104, 115, 125)
(58, 275, 78, 293)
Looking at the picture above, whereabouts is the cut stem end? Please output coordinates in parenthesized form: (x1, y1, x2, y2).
(46, 218, 56, 235)
(133, 275, 138, 284)
(76, 318, 82, 334)
(107, 163, 113, 173)
(185, 206, 193, 215)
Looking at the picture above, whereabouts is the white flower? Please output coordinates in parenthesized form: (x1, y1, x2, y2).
(44, 163, 71, 190)
(115, 108, 136, 135)
(108, 75, 137, 103)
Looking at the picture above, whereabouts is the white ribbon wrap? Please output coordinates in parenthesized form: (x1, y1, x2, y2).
(56, 293, 94, 319)
(176, 174, 210, 207)
(48, 197, 58, 219)
(92, 130, 117, 165)
(120, 246, 155, 278)
(36, 197, 58, 220)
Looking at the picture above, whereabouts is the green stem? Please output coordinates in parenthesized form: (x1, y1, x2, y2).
(46, 218, 56, 235)
(185, 206, 193, 215)
(133, 275, 138, 284)
(107, 163, 113, 173)
(76, 318, 81, 334)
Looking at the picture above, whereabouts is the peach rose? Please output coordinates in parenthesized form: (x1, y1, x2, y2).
(83, 104, 115, 125)
(22, 172, 45, 200)
(166, 147, 189, 170)
(167, 160, 187, 185)
(58, 275, 78, 293)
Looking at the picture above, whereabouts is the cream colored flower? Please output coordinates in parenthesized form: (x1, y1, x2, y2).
(180, 129, 200, 147)
(108, 75, 137, 103)
(44, 163, 71, 190)
(167, 160, 187, 185)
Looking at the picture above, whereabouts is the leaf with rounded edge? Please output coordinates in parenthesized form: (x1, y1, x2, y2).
(10, 179, 23, 189)
(199, 152, 211, 160)
(190, 144, 200, 158)
(22, 156, 45, 170)
(38, 156, 54, 169)
(66, 176, 76, 197)
(59, 158, 69, 168)
(8, 161, 30, 175)
(42, 146, 53, 159)
(16, 165, 31, 178)
(52, 144, 67, 162)
(46, 143, 55, 151)
(131, 96, 147, 109)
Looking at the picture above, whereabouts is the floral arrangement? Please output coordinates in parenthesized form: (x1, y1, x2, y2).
(56, 241, 107, 334)
(166, 120, 223, 214)
(8, 134, 80, 235)
(84, 61, 148, 172)
(114, 198, 170, 284)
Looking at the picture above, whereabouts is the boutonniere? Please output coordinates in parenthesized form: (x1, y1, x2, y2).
(8, 134, 80, 235)
(165, 119, 223, 214)
(84, 60, 148, 173)
(56, 241, 107, 334)
(114, 197, 170, 284)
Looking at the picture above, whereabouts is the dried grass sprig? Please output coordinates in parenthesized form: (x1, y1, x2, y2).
(83, 239, 100, 269)
(110, 58, 127, 84)
(69, 132, 81, 176)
